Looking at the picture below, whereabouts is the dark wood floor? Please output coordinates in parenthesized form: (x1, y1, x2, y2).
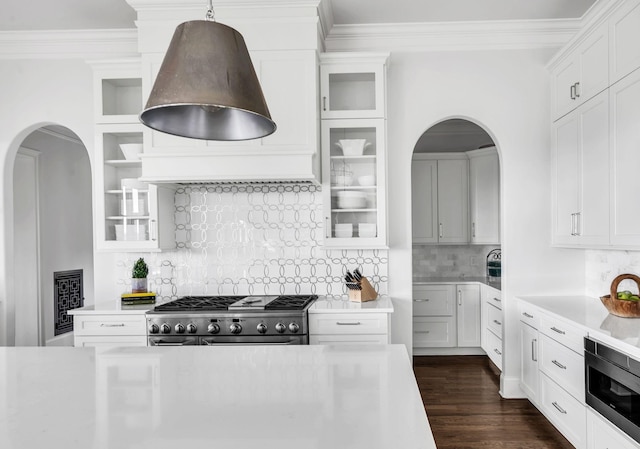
(413, 356, 575, 449)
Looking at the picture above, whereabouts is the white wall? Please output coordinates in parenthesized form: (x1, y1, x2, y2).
(385, 49, 586, 395)
(0, 59, 95, 345)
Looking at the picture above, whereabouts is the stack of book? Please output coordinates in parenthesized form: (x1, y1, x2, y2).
(121, 292, 156, 305)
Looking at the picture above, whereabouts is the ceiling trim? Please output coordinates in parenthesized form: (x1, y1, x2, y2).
(323, 19, 581, 52)
(0, 29, 138, 60)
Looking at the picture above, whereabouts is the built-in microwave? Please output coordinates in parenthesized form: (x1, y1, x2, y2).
(585, 337, 640, 444)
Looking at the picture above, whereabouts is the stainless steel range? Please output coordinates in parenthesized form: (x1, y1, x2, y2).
(146, 295, 317, 346)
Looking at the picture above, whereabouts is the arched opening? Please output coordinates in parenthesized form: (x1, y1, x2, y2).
(410, 118, 502, 356)
(7, 124, 93, 346)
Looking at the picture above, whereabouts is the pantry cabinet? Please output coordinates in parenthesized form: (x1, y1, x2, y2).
(90, 59, 176, 252)
(320, 53, 389, 248)
(467, 147, 500, 244)
(551, 90, 609, 247)
(412, 154, 468, 244)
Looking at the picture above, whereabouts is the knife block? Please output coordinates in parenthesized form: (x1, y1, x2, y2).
(348, 277, 378, 303)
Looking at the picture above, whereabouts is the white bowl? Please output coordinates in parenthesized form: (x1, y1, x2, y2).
(336, 191, 367, 209)
(335, 139, 371, 157)
(358, 223, 377, 238)
(334, 223, 353, 238)
(119, 143, 143, 160)
(358, 175, 376, 186)
(115, 224, 147, 241)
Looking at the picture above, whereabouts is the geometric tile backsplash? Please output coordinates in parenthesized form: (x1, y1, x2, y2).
(117, 184, 388, 301)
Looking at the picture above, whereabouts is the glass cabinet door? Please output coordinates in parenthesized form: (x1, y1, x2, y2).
(322, 119, 387, 248)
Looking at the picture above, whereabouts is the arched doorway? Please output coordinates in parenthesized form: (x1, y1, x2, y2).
(410, 118, 502, 355)
(9, 124, 93, 346)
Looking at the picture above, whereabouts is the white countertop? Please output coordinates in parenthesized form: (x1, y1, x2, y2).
(518, 295, 640, 360)
(67, 300, 158, 315)
(413, 276, 501, 291)
(0, 345, 435, 449)
(309, 296, 394, 313)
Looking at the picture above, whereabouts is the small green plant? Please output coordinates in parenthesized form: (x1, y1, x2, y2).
(132, 258, 149, 279)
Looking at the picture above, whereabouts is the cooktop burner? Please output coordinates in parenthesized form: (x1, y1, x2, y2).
(150, 295, 317, 313)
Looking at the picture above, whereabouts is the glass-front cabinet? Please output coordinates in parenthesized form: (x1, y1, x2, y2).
(322, 119, 387, 248)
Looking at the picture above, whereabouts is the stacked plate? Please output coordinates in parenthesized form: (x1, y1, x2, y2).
(336, 191, 367, 209)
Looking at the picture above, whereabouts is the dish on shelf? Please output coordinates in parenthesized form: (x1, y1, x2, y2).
(120, 199, 146, 217)
(336, 191, 367, 209)
(119, 143, 143, 160)
(334, 223, 353, 238)
(115, 224, 147, 241)
(335, 139, 371, 156)
(332, 173, 354, 186)
(358, 223, 377, 238)
(358, 175, 376, 186)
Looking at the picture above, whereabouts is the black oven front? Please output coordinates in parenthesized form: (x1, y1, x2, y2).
(585, 337, 640, 443)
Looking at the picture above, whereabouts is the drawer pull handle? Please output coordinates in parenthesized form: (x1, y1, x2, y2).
(336, 321, 361, 326)
(493, 348, 502, 356)
(100, 323, 126, 327)
(415, 331, 430, 334)
(550, 326, 566, 335)
(532, 339, 537, 362)
(414, 299, 430, 302)
(493, 319, 502, 326)
(552, 401, 567, 414)
(552, 360, 567, 370)
(522, 312, 533, 318)
(493, 297, 501, 303)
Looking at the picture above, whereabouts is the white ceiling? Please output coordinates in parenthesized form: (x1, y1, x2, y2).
(0, 0, 597, 31)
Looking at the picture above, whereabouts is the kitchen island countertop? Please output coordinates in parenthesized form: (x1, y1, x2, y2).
(0, 344, 436, 449)
(309, 295, 394, 313)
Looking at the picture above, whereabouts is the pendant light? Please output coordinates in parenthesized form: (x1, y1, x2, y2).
(139, 0, 276, 141)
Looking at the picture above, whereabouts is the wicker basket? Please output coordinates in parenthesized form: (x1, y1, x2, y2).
(600, 273, 640, 318)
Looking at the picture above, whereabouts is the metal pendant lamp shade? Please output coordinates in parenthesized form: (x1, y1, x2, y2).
(139, 20, 276, 141)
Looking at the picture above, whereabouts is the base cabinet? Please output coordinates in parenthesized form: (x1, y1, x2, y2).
(587, 408, 639, 449)
(481, 285, 503, 370)
(72, 313, 148, 347)
(519, 321, 539, 403)
(309, 312, 390, 345)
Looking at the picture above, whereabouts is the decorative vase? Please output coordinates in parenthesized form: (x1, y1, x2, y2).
(131, 278, 147, 293)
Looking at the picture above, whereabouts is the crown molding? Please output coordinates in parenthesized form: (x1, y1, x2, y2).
(323, 18, 581, 52)
(0, 29, 138, 60)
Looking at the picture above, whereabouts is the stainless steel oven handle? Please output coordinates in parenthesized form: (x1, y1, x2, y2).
(151, 341, 191, 346)
(201, 340, 299, 346)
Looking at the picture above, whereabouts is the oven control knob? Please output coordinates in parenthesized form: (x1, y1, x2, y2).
(230, 323, 242, 334)
(175, 323, 185, 334)
(207, 323, 220, 334)
(275, 322, 286, 334)
(288, 322, 300, 333)
(257, 323, 268, 334)
(186, 323, 197, 334)
(160, 323, 171, 334)
(148, 323, 159, 334)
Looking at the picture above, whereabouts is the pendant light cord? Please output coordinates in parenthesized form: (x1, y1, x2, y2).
(206, 0, 215, 21)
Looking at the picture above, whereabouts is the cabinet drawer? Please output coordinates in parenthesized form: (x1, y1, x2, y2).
(413, 285, 454, 316)
(518, 300, 540, 329)
(74, 335, 148, 347)
(587, 408, 639, 449)
(485, 327, 503, 370)
(73, 314, 147, 336)
(484, 287, 502, 310)
(309, 313, 388, 335)
(540, 373, 587, 449)
(539, 313, 586, 354)
(310, 334, 388, 345)
(413, 316, 456, 348)
(539, 334, 585, 402)
(487, 303, 503, 337)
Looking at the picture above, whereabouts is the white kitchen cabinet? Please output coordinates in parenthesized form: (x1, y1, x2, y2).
(319, 53, 388, 119)
(519, 320, 539, 402)
(540, 372, 587, 449)
(412, 154, 469, 244)
(72, 313, 148, 348)
(321, 119, 387, 248)
(91, 58, 143, 124)
(551, 90, 609, 247)
(309, 312, 390, 345)
(587, 408, 639, 449)
(609, 68, 640, 247)
(467, 147, 500, 244)
(481, 285, 503, 370)
(608, 0, 640, 85)
(551, 21, 609, 121)
(413, 283, 481, 353)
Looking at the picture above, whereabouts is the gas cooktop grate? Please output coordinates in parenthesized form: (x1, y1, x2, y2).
(152, 296, 246, 312)
(265, 295, 318, 310)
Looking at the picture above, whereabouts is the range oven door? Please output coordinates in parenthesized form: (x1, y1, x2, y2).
(585, 337, 640, 443)
(148, 336, 199, 346)
(200, 335, 307, 345)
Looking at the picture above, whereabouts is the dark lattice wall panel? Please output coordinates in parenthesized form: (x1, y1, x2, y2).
(54, 269, 83, 336)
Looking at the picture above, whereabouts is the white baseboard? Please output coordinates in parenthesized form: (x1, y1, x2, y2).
(46, 333, 74, 347)
(413, 347, 486, 356)
(500, 375, 525, 398)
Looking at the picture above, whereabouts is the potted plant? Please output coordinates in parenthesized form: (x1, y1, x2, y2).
(131, 257, 149, 293)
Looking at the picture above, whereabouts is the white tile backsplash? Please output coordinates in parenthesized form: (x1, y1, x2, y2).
(118, 184, 388, 300)
(413, 244, 500, 279)
(586, 249, 640, 297)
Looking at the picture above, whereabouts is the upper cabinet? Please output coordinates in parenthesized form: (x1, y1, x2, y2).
(551, 21, 609, 121)
(320, 53, 389, 249)
(609, 0, 640, 85)
(467, 147, 500, 245)
(319, 53, 386, 119)
(90, 59, 176, 252)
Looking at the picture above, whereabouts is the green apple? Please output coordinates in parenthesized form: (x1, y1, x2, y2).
(618, 291, 632, 300)
(630, 295, 640, 301)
